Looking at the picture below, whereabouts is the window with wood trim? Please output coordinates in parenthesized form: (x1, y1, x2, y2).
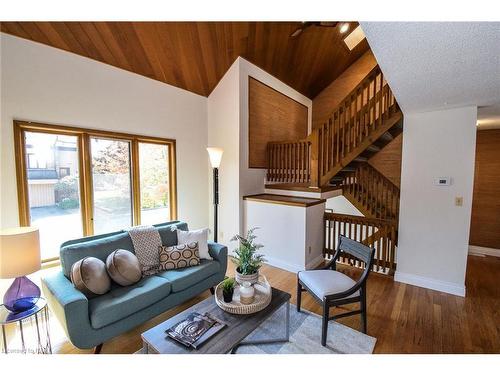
(14, 121, 177, 262)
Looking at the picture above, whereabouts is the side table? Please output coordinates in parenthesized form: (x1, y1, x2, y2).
(0, 297, 52, 354)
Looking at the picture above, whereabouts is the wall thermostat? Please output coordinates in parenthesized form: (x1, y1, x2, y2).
(435, 177, 451, 186)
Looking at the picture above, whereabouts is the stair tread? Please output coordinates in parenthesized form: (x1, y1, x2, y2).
(265, 183, 340, 193)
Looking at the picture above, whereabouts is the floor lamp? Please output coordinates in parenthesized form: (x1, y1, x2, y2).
(207, 148, 223, 243)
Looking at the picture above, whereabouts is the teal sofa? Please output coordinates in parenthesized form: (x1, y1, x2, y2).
(41, 221, 227, 350)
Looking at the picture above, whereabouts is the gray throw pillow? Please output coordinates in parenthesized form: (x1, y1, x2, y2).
(106, 249, 142, 286)
(70, 257, 111, 297)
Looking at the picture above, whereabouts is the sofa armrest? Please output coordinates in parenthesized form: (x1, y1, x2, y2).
(208, 241, 228, 275)
(41, 271, 93, 347)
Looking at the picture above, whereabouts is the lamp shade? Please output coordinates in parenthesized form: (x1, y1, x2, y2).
(207, 147, 223, 168)
(0, 227, 41, 279)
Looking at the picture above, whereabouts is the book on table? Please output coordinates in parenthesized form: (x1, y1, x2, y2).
(165, 312, 226, 348)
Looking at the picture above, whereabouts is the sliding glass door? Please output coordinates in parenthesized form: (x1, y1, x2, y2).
(23, 131, 84, 261)
(90, 138, 133, 235)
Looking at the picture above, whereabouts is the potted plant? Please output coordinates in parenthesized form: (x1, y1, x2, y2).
(231, 227, 265, 285)
(221, 277, 235, 303)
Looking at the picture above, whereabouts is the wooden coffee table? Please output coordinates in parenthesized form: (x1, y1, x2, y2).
(141, 287, 291, 354)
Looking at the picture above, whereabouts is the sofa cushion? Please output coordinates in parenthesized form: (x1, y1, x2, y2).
(70, 257, 111, 297)
(159, 241, 200, 271)
(106, 249, 142, 286)
(60, 221, 188, 278)
(88, 276, 171, 329)
(156, 260, 220, 293)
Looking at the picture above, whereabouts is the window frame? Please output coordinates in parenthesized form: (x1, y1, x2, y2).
(14, 120, 178, 262)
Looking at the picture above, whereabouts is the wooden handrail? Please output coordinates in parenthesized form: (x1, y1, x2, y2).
(324, 212, 397, 274)
(341, 164, 400, 221)
(266, 65, 401, 188)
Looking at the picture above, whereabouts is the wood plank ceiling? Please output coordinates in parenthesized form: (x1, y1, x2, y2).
(0, 22, 369, 98)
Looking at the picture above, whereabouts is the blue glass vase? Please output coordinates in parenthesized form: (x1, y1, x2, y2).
(3, 276, 40, 313)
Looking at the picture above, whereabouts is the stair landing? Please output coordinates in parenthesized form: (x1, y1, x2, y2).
(264, 183, 342, 200)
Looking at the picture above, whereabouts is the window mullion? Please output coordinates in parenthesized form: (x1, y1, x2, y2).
(81, 133, 94, 236)
(131, 139, 141, 226)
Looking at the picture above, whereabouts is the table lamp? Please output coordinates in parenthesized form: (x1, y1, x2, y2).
(0, 227, 41, 313)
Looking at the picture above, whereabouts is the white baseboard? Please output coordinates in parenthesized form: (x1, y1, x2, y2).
(468, 245, 500, 258)
(264, 256, 304, 273)
(394, 271, 466, 297)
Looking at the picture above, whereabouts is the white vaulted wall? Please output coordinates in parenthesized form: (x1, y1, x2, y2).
(207, 57, 312, 249)
(0, 33, 209, 230)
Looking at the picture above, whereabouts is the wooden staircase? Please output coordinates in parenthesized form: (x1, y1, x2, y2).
(266, 65, 402, 193)
(265, 66, 402, 274)
(341, 164, 400, 221)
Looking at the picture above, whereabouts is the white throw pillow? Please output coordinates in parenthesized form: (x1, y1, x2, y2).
(177, 228, 212, 260)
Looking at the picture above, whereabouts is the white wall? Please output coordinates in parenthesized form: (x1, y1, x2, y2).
(207, 57, 312, 248)
(395, 106, 477, 296)
(244, 200, 325, 273)
(207, 60, 240, 246)
(0, 33, 209, 230)
(326, 195, 363, 216)
(238, 60, 312, 232)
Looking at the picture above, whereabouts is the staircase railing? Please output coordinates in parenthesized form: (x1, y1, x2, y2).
(266, 65, 401, 187)
(342, 164, 400, 221)
(324, 212, 397, 274)
(267, 139, 311, 184)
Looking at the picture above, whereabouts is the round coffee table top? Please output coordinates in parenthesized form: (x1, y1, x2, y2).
(0, 297, 47, 324)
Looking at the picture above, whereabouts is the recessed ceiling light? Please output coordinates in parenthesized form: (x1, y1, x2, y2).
(340, 23, 350, 34)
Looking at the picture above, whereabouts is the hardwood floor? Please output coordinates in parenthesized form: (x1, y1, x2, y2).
(40, 254, 500, 354)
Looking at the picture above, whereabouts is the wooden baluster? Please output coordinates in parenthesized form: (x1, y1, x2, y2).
(325, 123, 329, 175)
(272, 145, 275, 182)
(328, 118, 333, 171)
(280, 144, 284, 182)
(336, 111, 340, 165)
(309, 131, 319, 188)
(282, 144, 286, 182)
(379, 72, 384, 127)
(389, 224, 396, 273)
(298, 142, 303, 183)
(371, 73, 377, 133)
(354, 91, 359, 148)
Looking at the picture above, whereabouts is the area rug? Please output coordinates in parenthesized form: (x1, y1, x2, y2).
(137, 303, 376, 354)
(234, 303, 376, 354)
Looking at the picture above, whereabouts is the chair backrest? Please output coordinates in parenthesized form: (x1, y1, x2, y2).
(338, 235, 374, 266)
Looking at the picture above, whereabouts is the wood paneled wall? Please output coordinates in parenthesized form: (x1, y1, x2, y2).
(312, 50, 377, 129)
(248, 77, 308, 169)
(368, 133, 403, 188)
(470, 129, 500, 249)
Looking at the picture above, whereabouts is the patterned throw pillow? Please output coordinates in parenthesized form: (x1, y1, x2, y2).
(158, 242, 200, 271)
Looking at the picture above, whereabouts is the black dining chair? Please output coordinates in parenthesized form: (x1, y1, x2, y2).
(296, 235, 375, 346)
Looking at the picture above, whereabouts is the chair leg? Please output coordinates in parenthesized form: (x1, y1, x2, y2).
(296, 278, 302, 312)
(94, 343, 103, 354)
(209, 287, 215, 295)
(321, 301, 329, 347)
(360, 287, 367, 334)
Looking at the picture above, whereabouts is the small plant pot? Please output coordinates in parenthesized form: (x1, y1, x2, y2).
(222, 289, 234, 303)
(235, 269, 259, 285)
